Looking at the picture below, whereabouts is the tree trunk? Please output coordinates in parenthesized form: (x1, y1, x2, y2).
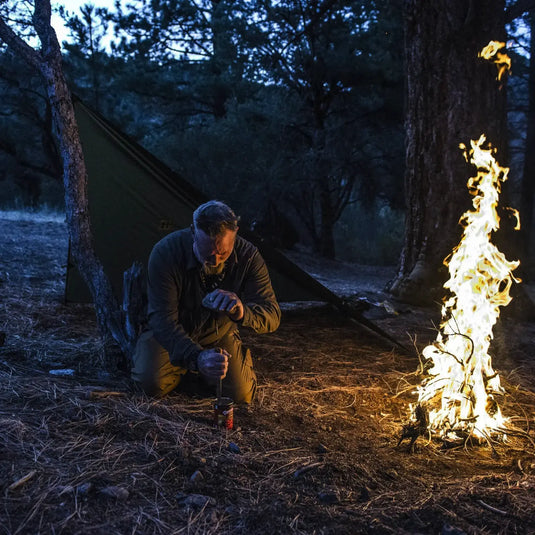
(0, 1, 134, 365)
(311, 122, 338, 259)
(519, 10, 535, 270)
(389, 0, 507, 305)
(318, 179, 336, 258)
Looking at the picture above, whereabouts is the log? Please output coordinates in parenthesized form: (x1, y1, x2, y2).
(122, 261, 147, 360)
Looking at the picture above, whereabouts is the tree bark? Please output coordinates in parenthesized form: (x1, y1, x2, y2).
(0, 1, 132, 364)
(389, 0, 507, 305)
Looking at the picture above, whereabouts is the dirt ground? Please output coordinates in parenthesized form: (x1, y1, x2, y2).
(1, 212, 535, 535)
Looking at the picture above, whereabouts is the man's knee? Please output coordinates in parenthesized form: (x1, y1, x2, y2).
(131, 331, 185, 397)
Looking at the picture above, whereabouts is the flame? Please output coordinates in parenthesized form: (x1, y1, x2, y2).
(416, 135, 520, 441)
(478, 41, 511, 80)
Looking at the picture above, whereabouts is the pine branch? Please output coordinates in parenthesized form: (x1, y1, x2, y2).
(0, 12, 41, 71)
(32, 0, 62, 66)
(505, 0, 535, 22)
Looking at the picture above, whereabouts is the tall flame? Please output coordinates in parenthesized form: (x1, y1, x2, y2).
(416, 136, 520, 441)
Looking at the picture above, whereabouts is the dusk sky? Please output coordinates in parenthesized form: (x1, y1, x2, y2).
(51, 0, 119, 45)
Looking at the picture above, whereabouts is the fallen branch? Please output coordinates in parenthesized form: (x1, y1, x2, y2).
(293, 462, 324, 478)
(87, 390, 127, 399)
(477, 499, 508, 516)
(8, 470, 37, 490)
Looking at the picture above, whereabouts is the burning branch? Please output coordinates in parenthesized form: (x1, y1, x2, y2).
(478, 41, 511, 81)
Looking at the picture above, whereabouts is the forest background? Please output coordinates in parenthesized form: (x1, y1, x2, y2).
(0, 0, 533, 272)
(3, 4, 535, 533)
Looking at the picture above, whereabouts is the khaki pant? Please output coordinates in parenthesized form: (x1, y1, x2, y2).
(131, 328, 257, 404)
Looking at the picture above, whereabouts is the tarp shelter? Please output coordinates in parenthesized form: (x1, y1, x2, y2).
(68, 98, 342, 305)
(68, 98, 405, 350)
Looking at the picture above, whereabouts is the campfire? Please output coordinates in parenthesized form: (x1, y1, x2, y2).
(410, 42, 520, 445)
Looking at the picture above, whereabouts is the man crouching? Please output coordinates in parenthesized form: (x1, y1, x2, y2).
(132, 200, 281, 403)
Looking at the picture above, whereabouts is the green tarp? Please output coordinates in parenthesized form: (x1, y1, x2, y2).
(66, 98, 341, 305)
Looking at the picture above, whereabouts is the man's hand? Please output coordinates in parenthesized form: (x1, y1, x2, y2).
(202, 289, 244, 321)
(197, 348, 230, 380)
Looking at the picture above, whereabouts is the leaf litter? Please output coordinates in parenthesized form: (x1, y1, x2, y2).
(1, 213, 535, 534)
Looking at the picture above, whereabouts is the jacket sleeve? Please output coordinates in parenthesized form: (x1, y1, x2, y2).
(146, 243, 202, 370)
(240, 249, 281, 333)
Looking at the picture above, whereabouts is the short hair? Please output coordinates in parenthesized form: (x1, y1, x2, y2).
(193, 200, 239, 237)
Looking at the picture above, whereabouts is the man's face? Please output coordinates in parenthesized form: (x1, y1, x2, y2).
(193, 227, 237, 269)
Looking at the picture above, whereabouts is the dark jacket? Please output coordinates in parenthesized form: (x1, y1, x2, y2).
(147, 228, 281, 370)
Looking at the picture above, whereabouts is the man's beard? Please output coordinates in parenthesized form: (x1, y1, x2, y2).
(193, 240, 226, 276)
(203, 262, 225, 275)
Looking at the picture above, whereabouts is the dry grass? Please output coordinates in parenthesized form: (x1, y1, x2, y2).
(1, 343, 535, 535)
(1, 215, 535, 534)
